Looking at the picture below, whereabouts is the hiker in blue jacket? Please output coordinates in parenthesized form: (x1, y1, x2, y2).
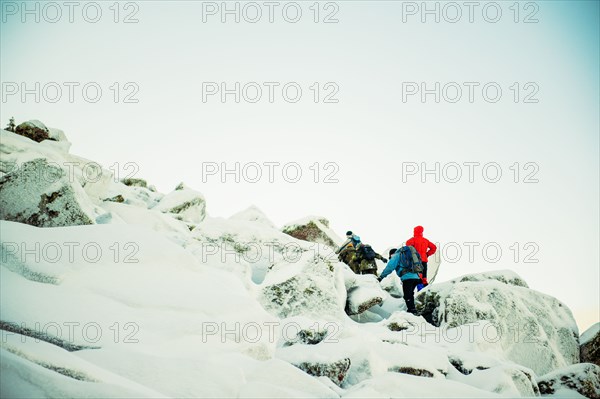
(378, 248, 422, 314)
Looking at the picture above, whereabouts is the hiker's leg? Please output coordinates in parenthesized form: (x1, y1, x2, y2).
(422, 262, 428, 279)
(402, 279, 418, 313)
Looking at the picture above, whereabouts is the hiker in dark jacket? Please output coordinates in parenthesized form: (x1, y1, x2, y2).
(406, 226, 436, 286)
(338, 242, 360, 273)
(378, 248, 421, 314)
(354, 244, 387, 275)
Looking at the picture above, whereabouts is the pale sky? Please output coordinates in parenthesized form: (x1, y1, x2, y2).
(1, 0, 598, 331)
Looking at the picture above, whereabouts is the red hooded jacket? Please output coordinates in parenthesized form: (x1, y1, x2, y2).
(406, 226, 436, 263)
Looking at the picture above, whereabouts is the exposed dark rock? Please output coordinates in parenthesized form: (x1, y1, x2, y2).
(121, 178, 148, 188)
(581, 325, 600, 367)
(0, 321, 100, 352)
(14, 120, 51, 143)
(284, 329, 329, 347)
(104, 194, 125, 203)
(388, 366, 434, 378)
(294, 358, 351, 387)
(282, 218, 337, 248)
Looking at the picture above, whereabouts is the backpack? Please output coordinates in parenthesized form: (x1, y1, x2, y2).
(398, 246, 423, 275)
(358, 244, 377, 261)
(350, 235, 361, 247)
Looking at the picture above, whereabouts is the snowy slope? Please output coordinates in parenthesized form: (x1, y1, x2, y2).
(1, 127, 597, 398)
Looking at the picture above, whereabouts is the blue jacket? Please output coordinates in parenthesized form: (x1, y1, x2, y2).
(380, 250, 420, 281)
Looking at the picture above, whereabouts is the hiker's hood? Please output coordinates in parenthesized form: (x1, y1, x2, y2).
(414, 226, 424, 237)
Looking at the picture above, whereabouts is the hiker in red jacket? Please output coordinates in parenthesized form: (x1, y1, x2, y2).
(406, 226, 436, 286)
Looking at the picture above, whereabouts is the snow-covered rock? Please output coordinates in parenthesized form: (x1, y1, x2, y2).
(345, 275, 387, 316)
(538, 363, 600, 398)
(104, 180, 164, 209)
(47, 127, 69, 143)
(14, 120, 51, 143)
(295, 358, 351, 387)
(100, 201, 192, 246)
(447, 358, 540, 397)
(581, 322, 600, 366)
(0, 129, 113, 204)
(121, 177, 149, 189)
(447, 269, 529, 288)
(153, 183, 206, 225)
(282, 216, 342, 248)
(258, 252, 346, 319)
(277, 316, 334, 347)
(379, 271, 404, 298)
(190, 215, 304, 284)
(230, 205, 276, 228)
(275, 331, 366, 388)
(0, 158, 99, 227)
(416, 270, 580, 376)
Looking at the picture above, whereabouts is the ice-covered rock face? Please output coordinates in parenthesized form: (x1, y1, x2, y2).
(538, 363, 600, 398)
(282, 216, 342, 248)
(581, 323, 600, 366)
(417, 270, 580, 376)
(0, 159, 97, 227)
(14, 120, 51, 143)
(152, 183, 206, 225)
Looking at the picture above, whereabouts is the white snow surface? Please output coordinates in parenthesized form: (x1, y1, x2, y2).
(0, 127, 594, 398)
(229, 205, 276, 228)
